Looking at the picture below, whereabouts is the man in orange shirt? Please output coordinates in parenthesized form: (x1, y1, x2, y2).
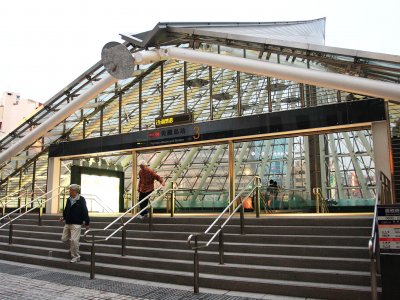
(138, 160, 165, 218)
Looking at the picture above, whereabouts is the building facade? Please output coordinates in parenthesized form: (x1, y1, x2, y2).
(0, 18, 398, 213)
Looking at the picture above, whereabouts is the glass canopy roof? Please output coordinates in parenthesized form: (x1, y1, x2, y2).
(0, 19, 398, 210)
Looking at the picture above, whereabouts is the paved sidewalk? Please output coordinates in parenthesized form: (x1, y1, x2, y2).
(0, 260, 300, 300)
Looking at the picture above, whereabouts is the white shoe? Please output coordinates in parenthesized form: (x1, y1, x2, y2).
(137, 215, 143, 219)
(70, 257, 80, 263)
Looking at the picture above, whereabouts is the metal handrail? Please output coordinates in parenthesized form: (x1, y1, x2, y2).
(0, 186, 64, 244)
(0, 188, 32, 216)
(0, 183, 49, 216)
(187, 176, 261, 293)
(84, 194, 114, 213)
(369, 171, 390, 300)
(83, 184, 176, 279)
(83, 185, 164, 242)
(0, 186, 63, 227)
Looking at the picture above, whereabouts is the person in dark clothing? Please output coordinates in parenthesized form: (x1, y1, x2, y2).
(138, 160, 165, 219)
(60, 184, 90, 263)
(266, 180, 275, 210)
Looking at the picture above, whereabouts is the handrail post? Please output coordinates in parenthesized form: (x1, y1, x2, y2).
(62, 187, 67, 211)
(240, 201, 245, 235)
(38, 198, 43, 226)
(219, 227, 224, 265)
(370, 254, 378, 300)
(193, 235, 199, 293)
(170, 182, 176, 217)
(18, 192, 22, 213)
(121, 228, 127, 256)
(376, 229, 381, 273)
(149, 204, 153, 232)
(90, 233, 95, 279)
(25, 191, 28, 212)
(2, 196, 6, 216)
(8, 223, 13, 244)
(255, 177, 261, 218)
(4, 195, 8, 216)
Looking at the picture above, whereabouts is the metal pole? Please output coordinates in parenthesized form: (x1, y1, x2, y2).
(255, 177, 261, 218)
(121, 228, 127, 256)
(209, 66, 213, 120)
(62, 187, 66, 211)
(370, 258, 378, 300)
(8, 223, 13, 244)
(267, 77, 272, 112)
(228, 141, 235, 214)
(38, 199, 42, 226)
(376, 230, 381, 273)
(90, 234, 95, 279)
(237, 71, 241, 116)
(170, 182, 176, 217)
(129, 46, 400, 101)
(300, 83, 305, 107)
(194, 236, 199, 293)
(139, 79, 142, 130)
(149, 204, 153, 232)
(118, 88, 122, 134)
(160, 63, 164, 117)
(25, 191, 28, 212)
(132, 151, 138, 214)
(219, 228, 224, 265)
(240, 202, 245, 235)
(184, 61, 188, 113)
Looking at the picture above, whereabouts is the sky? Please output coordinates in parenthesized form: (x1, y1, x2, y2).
(0, 0, 398, 103)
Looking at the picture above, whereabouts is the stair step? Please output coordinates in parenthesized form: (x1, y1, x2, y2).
(0, 214, 377, 299)
(0, 249, 376, 300)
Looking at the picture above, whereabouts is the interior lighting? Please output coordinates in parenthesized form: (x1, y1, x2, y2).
(186, 78, 209, 88)
(212, 92, 232, 100)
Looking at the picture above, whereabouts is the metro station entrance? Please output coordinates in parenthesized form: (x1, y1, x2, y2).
(46, 98, 391, 215)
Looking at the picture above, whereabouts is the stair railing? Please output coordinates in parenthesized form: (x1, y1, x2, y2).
(369, 171, 391, 300)
(0, 187, 39, 216)
(83, 184, 177, 279)
(0, 186, 65, 244)
(83, 194, 115, 213)
(187, 176, 261, 293)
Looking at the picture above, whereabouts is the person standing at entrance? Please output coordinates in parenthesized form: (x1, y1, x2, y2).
(60, 184, 90, 263)
(138, 160, 165, 219)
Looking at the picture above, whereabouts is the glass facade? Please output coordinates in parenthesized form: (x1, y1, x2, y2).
(0, 21, 398, 213)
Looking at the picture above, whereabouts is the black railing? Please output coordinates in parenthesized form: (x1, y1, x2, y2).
(83, 184, 178, 279)
(187, 176, 261, 293)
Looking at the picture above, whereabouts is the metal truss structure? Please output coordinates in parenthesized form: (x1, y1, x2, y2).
(0, 18, 399, 211)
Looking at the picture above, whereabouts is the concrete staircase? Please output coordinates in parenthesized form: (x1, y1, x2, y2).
(0, 214, 377, 299)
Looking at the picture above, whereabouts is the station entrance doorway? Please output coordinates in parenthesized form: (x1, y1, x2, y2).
(47, 98, 391, 214)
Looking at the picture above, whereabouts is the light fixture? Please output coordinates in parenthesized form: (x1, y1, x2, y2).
(186, 78, 209, 88)
(281, 97, 300, 104)
(212, 92, 232, 101)
(270, 83, 288, 92)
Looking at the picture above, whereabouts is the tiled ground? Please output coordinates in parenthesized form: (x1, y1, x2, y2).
(0, 260, 279, 300)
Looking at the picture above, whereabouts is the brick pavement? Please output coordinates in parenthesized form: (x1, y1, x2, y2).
(0, 260, 266, 300)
